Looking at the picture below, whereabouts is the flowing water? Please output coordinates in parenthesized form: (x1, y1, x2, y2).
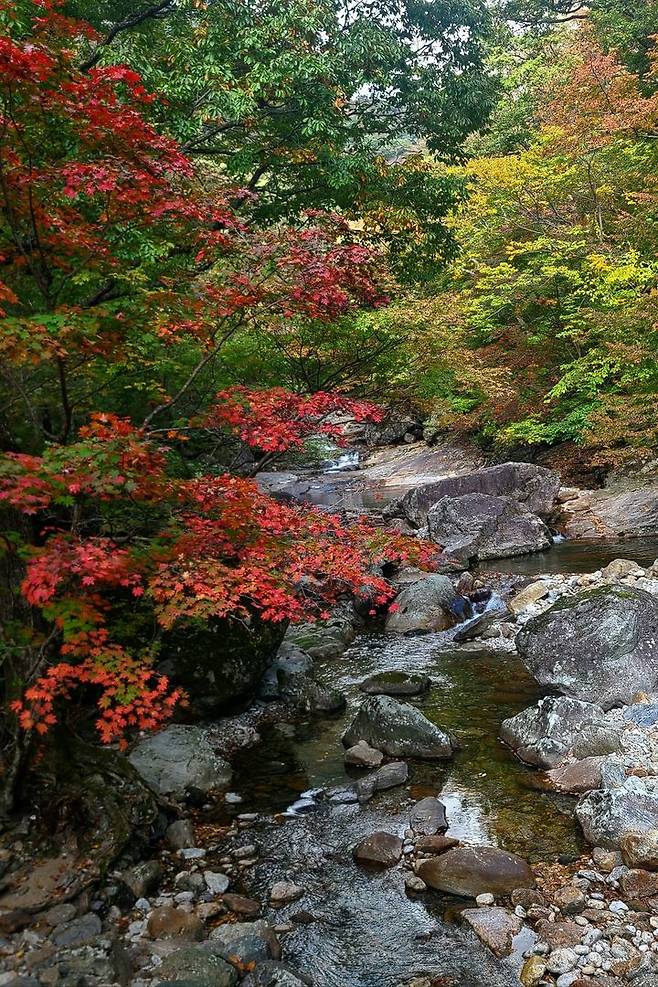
(209, 634, 582, 986)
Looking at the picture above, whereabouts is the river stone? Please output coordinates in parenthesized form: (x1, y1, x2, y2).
(417, 846, 535, 897)
(521, 955, 547, 986)
(265, 647, 346, 713)
(121, 859, 162, 899)
(397, 462, 560, 527)
(129, 725, 232, 798)
(409, 797, 448, 835)
(499, 697, 621, 769)
(221, 893, 261, 918)
(344, 741, 384, 768)
(158, 947, 238, 986)
(427, 493, 552, 564)
(545, 756, 607, 794)
(353, 760, 408, 800)
(576, 786, 658, 848)
(359, 670, 431, 696)
(384, 574, 457, 635)
(270, 882, 304, 905)
(516, 586, 658, 709)
(353, 832, 403, 868)
(147, 905, 204, 941)
(242, 961, 312, 987)
(620, 831, 658, 870)
(415, 835, 460, 855)
(207, 920, 274, 965)
(461, 906, 522, 957)
(342, 696, 454, 759)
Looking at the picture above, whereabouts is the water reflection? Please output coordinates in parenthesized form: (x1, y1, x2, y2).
(229, 633, 583, 861)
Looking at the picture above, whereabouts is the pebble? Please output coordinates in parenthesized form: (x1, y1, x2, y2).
(225, 792, 243, 803)
(203, 871, 230, 894)
(546, 947, 578, 975)
(270, 881, 305, 904)
(178, 848, 206, 860)
(476, 893, 495, 907)
(609, 900, 629, 914)
(135, 898, 150, 912)
(405, 875, 427, 893)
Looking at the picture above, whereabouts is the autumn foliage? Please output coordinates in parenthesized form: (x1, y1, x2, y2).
(0, 5, 429, 768)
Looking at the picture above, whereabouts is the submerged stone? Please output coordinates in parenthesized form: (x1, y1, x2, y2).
(359, 670, 431, 696)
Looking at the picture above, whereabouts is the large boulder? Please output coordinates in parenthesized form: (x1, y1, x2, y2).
(260, 644, 345, 713)
(129, 725, 232, 798)
(284, 602, 356, 658)
(516, 586, 658, 709)
(427, 493, 552, 563)
(499, 697, 622, 769)
(384, 574, 458, 634)
(159, 614, 285, 717)
(397, 462, 560, 528)
(576, 784, 658, 849)
(417, 846, 535, 897)
(342, 695, 454, 759)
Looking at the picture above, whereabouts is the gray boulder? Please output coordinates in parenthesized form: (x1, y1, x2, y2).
(410, 797, 448, 835)
(576, 784, 658, 849)
(207, 921, 276, 966)
(284, 602, 356, 658)
(516, 586, 658, 709)
(261, 645, 345, 713)
(157, 947, 238, 986)
(398, 462, 560, 527)
(499, 697, 622, 769)
(385, 574, 457, 635)
(342, 696, 454, 759)
(129, 725, 232, 798)
(427, 493, 552, 563)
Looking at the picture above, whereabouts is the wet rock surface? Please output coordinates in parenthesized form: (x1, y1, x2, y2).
(417, 845, 536, 897)
(342, 695, 455, 759)
(516, 586, 658, 709)
(129, 724, 233, 798)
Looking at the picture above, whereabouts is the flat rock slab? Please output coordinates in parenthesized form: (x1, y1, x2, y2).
(461, 906, 522, 957)
(544, 756, 607, 794)
(417, 846, 535, 897)
(353, 832, 403, 868)
(359, 670, 431, 696)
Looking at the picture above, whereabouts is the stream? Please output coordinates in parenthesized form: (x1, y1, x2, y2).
(206, 634, 586, 985)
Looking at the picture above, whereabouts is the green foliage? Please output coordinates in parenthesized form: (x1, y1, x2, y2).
(62, 0, 496, 280)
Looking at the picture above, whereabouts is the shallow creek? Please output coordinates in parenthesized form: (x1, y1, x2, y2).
(207, 633, 585, 986)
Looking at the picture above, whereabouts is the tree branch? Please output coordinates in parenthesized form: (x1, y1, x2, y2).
(78, 0, 177, 72)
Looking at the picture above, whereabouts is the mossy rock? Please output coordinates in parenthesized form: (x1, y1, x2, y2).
(359, 670, 431, 696)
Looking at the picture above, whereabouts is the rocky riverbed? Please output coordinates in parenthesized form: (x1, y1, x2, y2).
(5, 445, 658, 987)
